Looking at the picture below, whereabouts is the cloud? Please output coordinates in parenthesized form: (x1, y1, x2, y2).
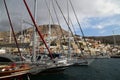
(95, 25, 104, 29)
(0, 0, 120, 36)
(77, 14, 120, 36)
(83, 14, 120, 29)
(95, 0, 120, 15)
(0, 19, 23, 31)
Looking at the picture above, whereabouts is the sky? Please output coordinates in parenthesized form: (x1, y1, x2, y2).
(0, 0, 120, 36)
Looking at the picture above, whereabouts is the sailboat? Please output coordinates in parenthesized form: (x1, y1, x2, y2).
(69, 0, 95, 66)
(54, 0, 94, 66)
(22, 0, 72, 75)
(0, 1, 31, 79)
(0, 63, 30, 79)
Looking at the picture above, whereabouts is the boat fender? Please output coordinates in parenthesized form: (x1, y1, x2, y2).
(1, 66, 12, 71)
(1, 68, 6, 71)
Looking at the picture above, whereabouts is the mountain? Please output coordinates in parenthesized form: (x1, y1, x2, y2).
(32, 24, 68, 36)
(86, 35, 120, 45)
(0, 24, 120, 45)
(0, 24, 69, 43)
(0, 31, 11, 43)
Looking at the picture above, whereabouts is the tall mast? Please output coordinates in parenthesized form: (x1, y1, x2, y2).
(9, 27, 12, 44)
(44, 0, 51, 53)
(3, 0, 23, 61)
(52, 0, 65, 53)
(33, 0, 37, 62)
(9, 25, 12, 53)
(48, 0, 51, 51)
(55, 0, 86, 56)
(21, 19, 24, 43)
(67, 0, 71, 56)
(112, 31, 116, 47)
(23, 0, 53, 59)
(46, 0, 66, 54)
(45, 0, 54, 24)
(69, 0, 92, 56)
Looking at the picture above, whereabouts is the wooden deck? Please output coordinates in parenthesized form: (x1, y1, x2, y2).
(0, 70, 29, 79)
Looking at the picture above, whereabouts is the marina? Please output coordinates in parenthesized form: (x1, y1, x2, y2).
(0, 0, 120, 80)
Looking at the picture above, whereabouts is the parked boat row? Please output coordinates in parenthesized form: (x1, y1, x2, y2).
(0, 0, 115, 79)
(0, 63, 30, 79)
(0, 53, 94, 75)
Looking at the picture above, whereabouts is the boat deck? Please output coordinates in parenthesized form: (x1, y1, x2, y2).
(0, 70, 29, 79)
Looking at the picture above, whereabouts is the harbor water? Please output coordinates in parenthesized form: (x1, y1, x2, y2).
(27, 58, 120, 80)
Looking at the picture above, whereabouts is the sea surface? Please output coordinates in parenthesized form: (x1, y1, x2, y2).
(27, 58, 120, 80)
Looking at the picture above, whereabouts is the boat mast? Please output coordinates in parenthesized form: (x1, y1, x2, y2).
(44, 0, 52, 54)
(23, 0, 53, 59)
(112, 30, 116, 47)
(67, 0, 71, 58)
(52, 0, 65, 54)
(33, 0, 37, 62)
(9, 24, 12, 53)
(69, 0, 92, 56)
(21, 19, 23, 43)
(3, 0, 23, 61)
(45, 0, 54, 24)
(55, 0, 88, 59)
(48, 0, 51, 53)
(46, 0, 67, 54)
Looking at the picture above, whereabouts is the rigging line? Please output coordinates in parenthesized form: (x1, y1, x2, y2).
(45, 0, 61, 49)
(67, 0, 71, 56)
(67, 0, 70, 29)
(55, 0, 85, 55)
(55, 0, 72, 38)
(45, 0, 64, 42)
(23, 0, 53, 59)
(45, 0, 59, 38)
(44, 0, 57, 39)
(46, 0, 65, 54)
(69, 18, 77, 35)
(69, 0, 84, 37)
(52, 0, 60, 26)
(69, 19, 80, 50)
(45, 0, 55, 24)
(52, 0, 66, 53)
(69, 0, 91, 55)
(69, 18, 83, 53)
(55, 0, 88, 62)
(52, 0, 64, 36)
(3, 0, 23, 61)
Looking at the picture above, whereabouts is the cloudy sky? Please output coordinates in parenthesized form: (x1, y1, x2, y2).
(0, 0, 120, 36)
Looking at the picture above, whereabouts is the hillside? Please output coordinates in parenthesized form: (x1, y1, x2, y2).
(0, 24, 120, 45)
(0, 24, 69, 43)
(86, 35, 120, 45)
